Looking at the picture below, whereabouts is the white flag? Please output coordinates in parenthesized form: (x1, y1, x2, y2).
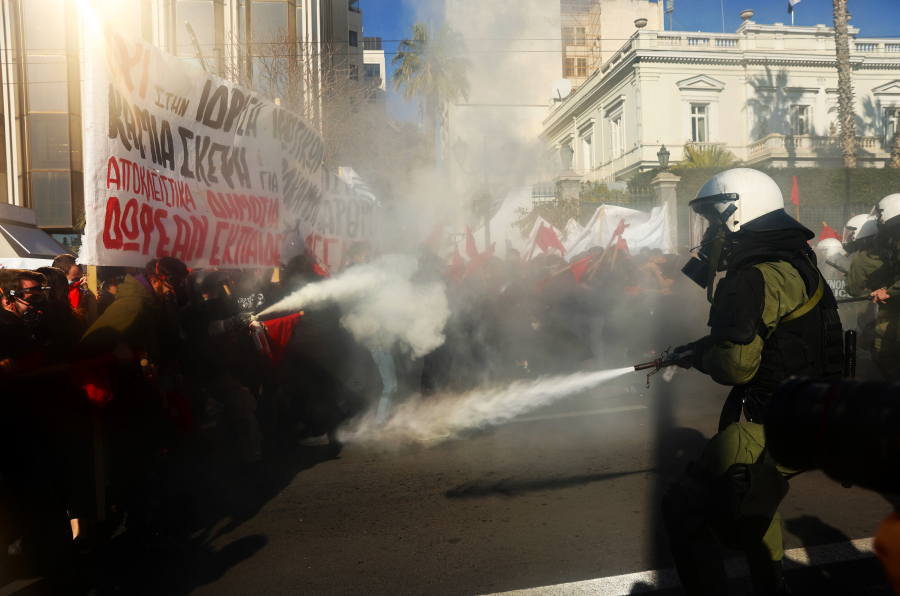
(788, 0, 801, 13)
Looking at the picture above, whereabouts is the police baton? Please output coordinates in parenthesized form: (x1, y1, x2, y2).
(836, 296, 872, 304)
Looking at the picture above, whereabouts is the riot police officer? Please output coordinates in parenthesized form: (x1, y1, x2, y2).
(662, 169, 844, 595)
(842, 213, 879, 256)
(847, 194, 900, 381)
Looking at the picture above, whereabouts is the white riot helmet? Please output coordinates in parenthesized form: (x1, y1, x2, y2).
(683, 169, 812, 290)
(842, 214, 878, 254)
(874, 194, 900, 229)
(688, 168, 811, 236)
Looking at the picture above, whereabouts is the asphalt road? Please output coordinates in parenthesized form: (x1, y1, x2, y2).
(3, 357, 895, 596)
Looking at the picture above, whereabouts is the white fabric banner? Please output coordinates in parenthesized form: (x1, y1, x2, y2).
(80, 15, 323, 268)
(598, 204, 670, 252)
(564, 209, 602, 255)
(283, 168, 379, 273)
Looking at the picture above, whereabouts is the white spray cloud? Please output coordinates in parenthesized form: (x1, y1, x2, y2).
(338, 367, 635, 447)
(260, 255, 450, 358)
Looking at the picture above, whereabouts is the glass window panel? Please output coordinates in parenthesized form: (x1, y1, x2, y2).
(69, 114, 82, 172)
(0, 118, 7, 175)
(26, 56, 68, 112)
(29, 113, 70, 169)
(71, 171, 84, 222)
(177, 1, 215, 58)
(98, 0, 143, 40)
(32, 172, 72, 228)
(23, 0, 66, 53)
(252, 2, 288, 43)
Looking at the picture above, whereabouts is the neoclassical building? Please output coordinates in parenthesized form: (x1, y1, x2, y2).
(541, 18, 900, 183)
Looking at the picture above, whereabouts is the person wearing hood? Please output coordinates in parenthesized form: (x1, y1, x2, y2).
(77, 257, 190, 543)
(660, 169, 844, 596)
(80, 256, 189, 363)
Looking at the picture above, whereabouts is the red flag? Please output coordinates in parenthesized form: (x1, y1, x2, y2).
(570, 254, 595, 284)
(482, 242, 496, 260)
(535, 223, 567, 256)
(263, 312, 305, 365)
(72, 368, 114, 407)
(819, 223, 843, 242)
(446, 246, 466, 283)
(790, 176, 800, 207)
(612, 218, 630, 239)
(465, 226, 481, 262)
(452, 245, 464, 270)
(616, 235, 630, 255)
(425, 222, 443, 253)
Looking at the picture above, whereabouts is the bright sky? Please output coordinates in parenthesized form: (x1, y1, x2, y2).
(361, 0, 900, 123)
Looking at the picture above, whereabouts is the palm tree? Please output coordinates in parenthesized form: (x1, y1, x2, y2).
(889, 108, 900, 169)
(679, 143, 739, 169)
(833, 0, 857, 168)
(391, 23, 470, 166)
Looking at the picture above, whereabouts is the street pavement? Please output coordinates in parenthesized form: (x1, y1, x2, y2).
(3, 359, 895, 596)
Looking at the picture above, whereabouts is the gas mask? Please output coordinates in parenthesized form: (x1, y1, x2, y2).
(682, 194, 739, 296)
(5, 286, 53, 328)
(20, 300, 51, 328)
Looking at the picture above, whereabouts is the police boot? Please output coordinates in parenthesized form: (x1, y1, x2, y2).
(746, 553, 791, 595)
(661, 482, 728, 596)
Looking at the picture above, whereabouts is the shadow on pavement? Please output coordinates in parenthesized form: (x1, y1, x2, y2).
(2, 434, 342, 596)
(444, 468, 655, 499)
(782, 514, 890, 594)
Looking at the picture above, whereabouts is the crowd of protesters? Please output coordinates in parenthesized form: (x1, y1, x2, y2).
(0, 233, 697, 585)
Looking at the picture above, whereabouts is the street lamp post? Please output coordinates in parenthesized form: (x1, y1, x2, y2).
(657, 144, 671, 171)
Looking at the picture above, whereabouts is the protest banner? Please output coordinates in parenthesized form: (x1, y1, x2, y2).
(282, 167, 380, 273)
(80, 14, 324, 268)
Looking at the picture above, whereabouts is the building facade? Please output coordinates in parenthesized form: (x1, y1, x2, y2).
(542, 19, 900, 183)
(0, 0, 369, 242)
(362, 36, 386, 110)
(441, 0, 663, 235)
(561, 0, 661, 90)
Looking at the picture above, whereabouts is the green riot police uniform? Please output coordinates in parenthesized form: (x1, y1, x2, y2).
(662, 234, 844, 596)
(846, 248, 900, 381)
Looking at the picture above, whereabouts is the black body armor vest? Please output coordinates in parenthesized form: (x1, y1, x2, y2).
(709, 249, 844, 429)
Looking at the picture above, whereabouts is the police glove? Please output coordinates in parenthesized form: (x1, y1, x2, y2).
(689, 335, 714, 373)
(671, 343, 695, 369)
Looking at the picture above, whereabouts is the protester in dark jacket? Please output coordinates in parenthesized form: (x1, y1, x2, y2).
(0, 269, 72, 568)
(80, 257, 188, 362)
(78, 257, 190, 541)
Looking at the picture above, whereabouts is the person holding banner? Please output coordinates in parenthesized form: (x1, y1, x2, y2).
(79, 256, 190, 543)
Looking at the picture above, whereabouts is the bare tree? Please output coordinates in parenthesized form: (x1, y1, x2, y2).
(213, 28, 429, 201)
(833, 0, 857, 168)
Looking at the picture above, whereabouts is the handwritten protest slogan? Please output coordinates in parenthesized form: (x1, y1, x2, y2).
(285, 168, 380, 272)
(81, 18, 324, 268)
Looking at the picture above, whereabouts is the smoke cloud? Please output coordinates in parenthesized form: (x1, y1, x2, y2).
(260, 255, 451, 358)
(338, 367, 635, 447)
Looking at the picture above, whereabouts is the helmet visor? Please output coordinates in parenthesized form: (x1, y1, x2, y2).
(688, 192, 739, 219)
